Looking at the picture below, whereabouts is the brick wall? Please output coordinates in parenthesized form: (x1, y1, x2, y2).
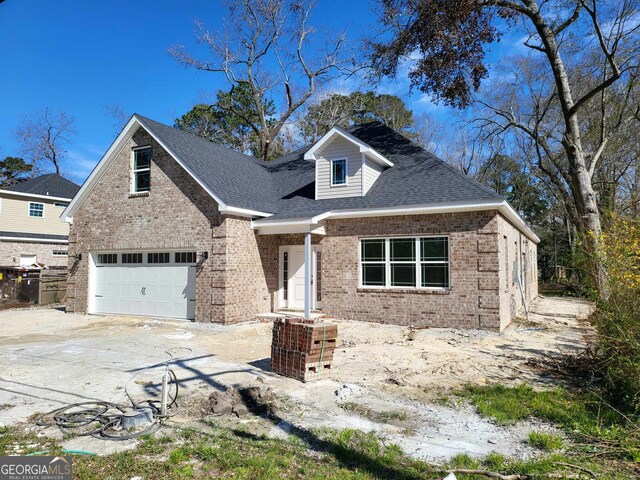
(497, 215, 538, 329)
(0, 240, 68, 267)
(66, 128, 225, 322)
(320, 211, 512, 331)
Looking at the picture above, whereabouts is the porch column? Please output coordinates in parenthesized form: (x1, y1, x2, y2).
(304, 230, 312, 319)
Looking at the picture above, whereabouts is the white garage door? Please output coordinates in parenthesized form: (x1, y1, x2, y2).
(92, 251, 197, 320)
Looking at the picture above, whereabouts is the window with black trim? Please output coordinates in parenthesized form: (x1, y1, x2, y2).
(53, 250, 68, 257)
(148, 252, 170, 263)
(175, 252, 196, 263)
(360, 237, 449, 289)
(122, 253, 143, 264)
(97, 253, 118, 264)
(331, 158, 347, 186)
(132, 147, 151, 193)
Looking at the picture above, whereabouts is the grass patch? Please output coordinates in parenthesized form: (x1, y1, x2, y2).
(338, 402, 409, 424)
(527, 431, 564, 451)
(456, 383, 640, 464)
(1, 423, 636, 479)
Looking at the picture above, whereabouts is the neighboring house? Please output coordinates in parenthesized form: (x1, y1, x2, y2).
(62, 115, 538, 331)
(0, 174, 80, 268)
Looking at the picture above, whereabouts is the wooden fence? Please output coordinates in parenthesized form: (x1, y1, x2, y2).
(0, 270, 67, 305)
(38, 271, 67, 305)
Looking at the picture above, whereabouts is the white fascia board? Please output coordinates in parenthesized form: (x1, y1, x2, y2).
(61, 115, 273, 223)
(0, 236, 68, 244)
(1, 190, 73, 203)
(304, 126, 394, 168)
(220, 206, 273, 217)
(255, 224, 326, 235)
(498, 202, 541, 244)
(250, 200, 539, 243)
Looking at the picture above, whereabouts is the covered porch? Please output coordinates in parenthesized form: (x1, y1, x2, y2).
(255, 221, 326, 319)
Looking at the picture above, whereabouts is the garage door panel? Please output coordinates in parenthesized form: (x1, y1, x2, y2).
(92, 252, 196, 320)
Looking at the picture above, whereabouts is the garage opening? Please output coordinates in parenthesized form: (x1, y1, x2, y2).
(90, 250, 197, 320)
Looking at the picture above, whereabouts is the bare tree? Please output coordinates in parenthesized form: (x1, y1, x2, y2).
(16, 108, 75, 175)
(169, 0, 356, 161)
(372, 0, 640, 292)
(105, 105, 130, 134)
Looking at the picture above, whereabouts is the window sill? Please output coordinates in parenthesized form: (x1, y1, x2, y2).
(357, 287, 451, 295)
(129, 191, 150, 198)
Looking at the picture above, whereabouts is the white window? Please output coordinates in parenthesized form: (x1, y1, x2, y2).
(29, 202, 44, 217)
(360, 236, 449, 289)
(53, 250, 68, 256)
(331, 158, 347, 186)
(132, 147, 151, 193)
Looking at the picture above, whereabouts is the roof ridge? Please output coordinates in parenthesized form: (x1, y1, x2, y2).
(134, 114, 264, 165)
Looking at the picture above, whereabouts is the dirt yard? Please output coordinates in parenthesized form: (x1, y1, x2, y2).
(0, 296, 593, 461)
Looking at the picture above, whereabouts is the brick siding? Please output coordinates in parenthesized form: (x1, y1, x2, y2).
(0, 240, 68, 267)
(67, 125, 537, 330)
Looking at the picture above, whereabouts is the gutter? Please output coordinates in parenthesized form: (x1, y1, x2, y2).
(251, 200, 540, 243)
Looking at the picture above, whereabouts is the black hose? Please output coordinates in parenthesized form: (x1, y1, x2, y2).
(35, 369, 180, 441)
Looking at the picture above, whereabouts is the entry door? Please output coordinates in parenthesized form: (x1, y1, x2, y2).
(288, 247, 306, 309)
(284, 246, 321, 310)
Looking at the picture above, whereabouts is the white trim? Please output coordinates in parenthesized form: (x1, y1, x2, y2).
(131, 145, 152, 194)
(61, 115, 273, 224)
(1, 190, 73, 202)
(359, 235, 451, 290)
(330, 158, 348, 187)
(28, 201, 45, 218)
(0, 235, 68, 244)
(222, 205, 272, 217)
(251, 200, 540, 243)
(278, 244, 322, 310)
(361, 153, 366, 196)
(304, 126, 394, 168)
(61, 115, 141, 223)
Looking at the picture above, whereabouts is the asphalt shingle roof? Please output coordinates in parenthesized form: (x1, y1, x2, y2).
(135, 115, 504, 220)
(4, 174, 80, 199)
(137, 115, 279, 213)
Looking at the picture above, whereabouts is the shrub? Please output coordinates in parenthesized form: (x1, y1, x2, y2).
(593, 216, 640, 414)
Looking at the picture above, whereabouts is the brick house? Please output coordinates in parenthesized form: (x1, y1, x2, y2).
(62, 115, 538, 331)
(1, 174, 79, 268)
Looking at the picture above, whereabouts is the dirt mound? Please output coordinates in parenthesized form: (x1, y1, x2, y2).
(205, 386, 275, 417)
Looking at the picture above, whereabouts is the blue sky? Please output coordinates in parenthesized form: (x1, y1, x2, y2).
(0, 0, 521, 183)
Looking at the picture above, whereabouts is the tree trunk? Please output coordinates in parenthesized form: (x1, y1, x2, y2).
(528, 2, 607, 294)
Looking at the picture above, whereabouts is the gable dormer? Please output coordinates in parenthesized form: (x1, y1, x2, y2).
(304, 126, 393, 200)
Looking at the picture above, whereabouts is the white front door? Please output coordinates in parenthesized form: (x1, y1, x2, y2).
(283, 246, 321, 310)
(288, 247, 306, 309)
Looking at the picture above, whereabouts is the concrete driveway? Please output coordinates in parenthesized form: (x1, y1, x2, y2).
(0, 308, 274, 428)
(0, 298, 593, 460)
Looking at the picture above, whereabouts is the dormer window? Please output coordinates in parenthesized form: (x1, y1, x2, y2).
(132, 147, 151, 193)
(331, 158, 347, 186)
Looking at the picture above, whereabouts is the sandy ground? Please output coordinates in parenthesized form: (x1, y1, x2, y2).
(0, 296, 593, 461)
